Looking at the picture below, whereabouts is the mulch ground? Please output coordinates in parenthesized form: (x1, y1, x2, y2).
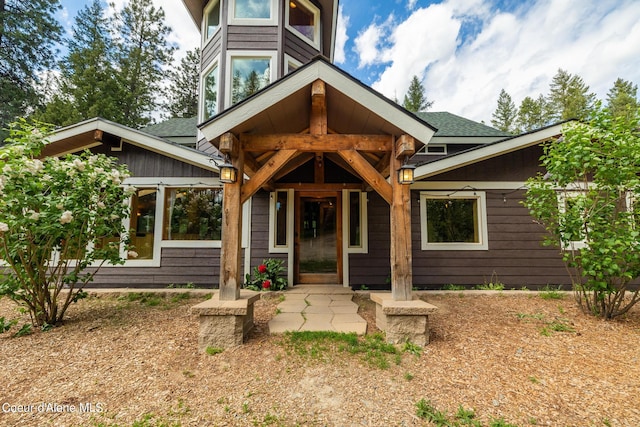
(0, 290, 639, 426)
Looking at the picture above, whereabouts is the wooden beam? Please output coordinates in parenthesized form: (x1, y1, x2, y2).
(220, 132, 239, 156)
(395, 134, 415, 159)
(314, 152, 324, 183)
(242, 133, 392, 152)
(274, 182, 363, 191)
(337, 150, 392, 205)
(310, 79, 327, 135)
(390, 142, 413, 301)
(375, 151, 391, 177)
(219, 150, 244, 301)
(242, 152, 261, 177)
(241, 149, 298, 204)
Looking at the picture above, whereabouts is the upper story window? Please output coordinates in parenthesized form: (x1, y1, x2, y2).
(203, 0, 221, 42)
(227, 51, 276, 106)
(201, 60, 219, 121)
(230, 0, 277, 25)
(286, 0, 320, 49)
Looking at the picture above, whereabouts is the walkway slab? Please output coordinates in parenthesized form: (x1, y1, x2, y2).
(267, 286, 367, 335)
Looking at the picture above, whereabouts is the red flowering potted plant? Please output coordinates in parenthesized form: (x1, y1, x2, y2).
(244, 259, 288, 291)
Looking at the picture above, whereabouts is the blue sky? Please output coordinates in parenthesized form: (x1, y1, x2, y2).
(57, 0, 640, 124)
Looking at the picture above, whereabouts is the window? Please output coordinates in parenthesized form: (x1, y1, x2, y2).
(343, 190, 368, 253)
(202, 62, 219, 120)
(420, 191, 488, 250)
(286, 0, 320, 48)
(228, 53, 275, 105)
(203, 0, 221, 41)
(129, 189, 158, 259)
(229, 0, 276, 25)
(558, 191, 589, 250)
(419, 144, 447, 155)
(163, 188, 223, 241)
(285, 54, 302, 74)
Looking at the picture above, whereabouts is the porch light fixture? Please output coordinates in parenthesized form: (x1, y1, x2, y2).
(219, 161, 238, 184)
(398, 162, 416, 185)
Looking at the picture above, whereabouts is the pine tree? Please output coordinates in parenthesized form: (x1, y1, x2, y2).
(606, 78, 638, 121)
(165, 48, 200, 118)
(490, 89, 517, 133)
(36, 0, 120, 126)
(517, 94, 552, 132)
(402, 75, 433, 113)
(113, 0, 175, 128)
(547, 69, 596, 121)
(0, 0, 62, 140)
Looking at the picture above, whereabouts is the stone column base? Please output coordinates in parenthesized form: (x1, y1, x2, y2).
(191, 290, 261, 352)
(370, 293, 438, 346)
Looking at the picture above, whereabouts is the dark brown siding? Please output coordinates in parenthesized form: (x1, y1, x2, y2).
(93, 143, 216, 178)
(202, 30, 223, 70)
(87, 248, 220, 289)
(410, 190, 569, 288)
(432, 145, 545, 181)
(349, 192, 391, 287)
(249, 191, 288, 270)
(348, 144, 570, 289)
(284, 29, 320, 64)
(227, 26, 278, 50)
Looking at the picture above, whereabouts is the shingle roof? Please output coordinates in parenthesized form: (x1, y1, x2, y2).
(140, 110, 507, 141)
(142, 117, 198, 137)
(417, 111, 511, 138)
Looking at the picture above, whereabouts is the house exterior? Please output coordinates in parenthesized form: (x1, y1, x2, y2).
(43, 0, 573, 294)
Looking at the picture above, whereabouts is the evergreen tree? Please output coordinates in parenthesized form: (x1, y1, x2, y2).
(402, 75, 433, 113)
(113, 0, 175, 128)
(165, 48, 200, 118)
(606, 78, 638, 121)
(37, 0, 120, 126)
(0, 0, 62, 140)
(490, 89, 517, 133)
(517, 94, 552, 132)
(244, 70, 262, 99)
(547, 69, 596, 121)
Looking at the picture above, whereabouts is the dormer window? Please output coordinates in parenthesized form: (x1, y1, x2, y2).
(287, 0, 320, 49)
(204, 0, 221, 42)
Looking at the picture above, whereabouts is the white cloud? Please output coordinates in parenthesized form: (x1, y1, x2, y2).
(354, 22, 385, 68)
(359, 0, 640, 123)
(334, 5, 349, 64)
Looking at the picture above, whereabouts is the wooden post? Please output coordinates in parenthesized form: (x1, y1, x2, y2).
(219, 143, 244, 301)
(390, 137, 413, 301)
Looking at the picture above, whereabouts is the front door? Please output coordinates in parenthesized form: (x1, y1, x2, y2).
(295, 192, 342, 284)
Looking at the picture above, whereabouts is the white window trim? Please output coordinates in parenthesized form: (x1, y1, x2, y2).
(343, 190, 368, 254)
(417, 144, 447, 155)
(284, 53, 303, 75)
(268, 189, 294, 253)
(200, 55, 221, 122)
(228, 0, 277, 26)
(420, 190, 489, 251)
(341, 190, 368, 287)
(285, 0, 321, 50)
(202, 0, 221, 46)
(225, 50, 278, 108)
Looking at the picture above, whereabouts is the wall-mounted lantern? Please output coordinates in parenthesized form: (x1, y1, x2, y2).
(398, 162, 416, 185)
(219, 162, 238, 184)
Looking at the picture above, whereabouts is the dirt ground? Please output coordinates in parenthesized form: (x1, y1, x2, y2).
(0, 290, 639, 427)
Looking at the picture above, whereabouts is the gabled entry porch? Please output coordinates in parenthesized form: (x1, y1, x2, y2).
(192, 58, 438, 349)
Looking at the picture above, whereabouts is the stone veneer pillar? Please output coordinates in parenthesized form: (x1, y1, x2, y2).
(370, 293, 438, 346)
(191, 290, 261, 351)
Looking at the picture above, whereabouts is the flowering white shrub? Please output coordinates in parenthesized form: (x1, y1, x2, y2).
(0, 119, 132, 327)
